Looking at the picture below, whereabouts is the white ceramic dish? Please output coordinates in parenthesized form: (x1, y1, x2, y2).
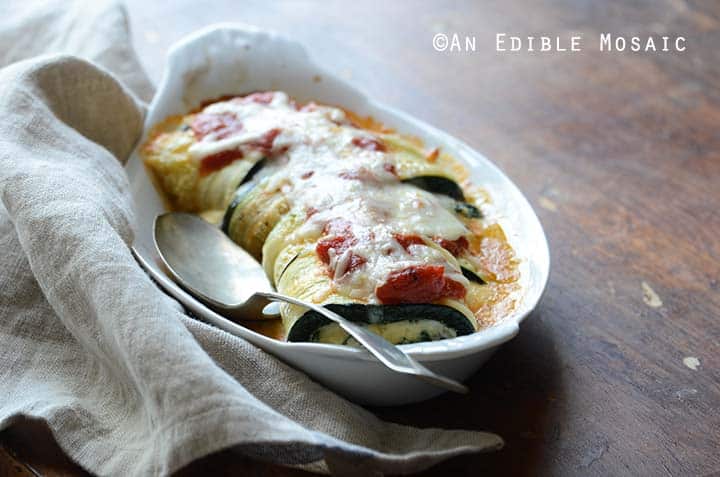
(126, 24, 550, 406)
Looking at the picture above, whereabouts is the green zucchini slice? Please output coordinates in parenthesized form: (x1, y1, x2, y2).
(402, 175, 465, 201)
(221, 180, 256, 235)
(402, 175, 483, 219)
(454, 202, 483, 219)
(276, 252, 300, 283)
(239, 157, 267, 186)
(287, 303, 476, 342)
(461, 267, 487, 284)
(221, 176, 290, 259)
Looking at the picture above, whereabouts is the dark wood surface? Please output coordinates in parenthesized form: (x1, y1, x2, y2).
(2, 1, 719, 475)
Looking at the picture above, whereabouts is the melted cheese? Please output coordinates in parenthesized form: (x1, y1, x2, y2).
(191, 92, 470, 302)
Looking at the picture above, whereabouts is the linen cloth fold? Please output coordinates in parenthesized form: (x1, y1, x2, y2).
(0, 1, 502, 475)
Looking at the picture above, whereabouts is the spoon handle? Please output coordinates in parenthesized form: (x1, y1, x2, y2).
(256, 291, 469, 394)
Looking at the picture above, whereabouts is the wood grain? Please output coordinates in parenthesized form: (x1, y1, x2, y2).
(2, 0, 719, 475)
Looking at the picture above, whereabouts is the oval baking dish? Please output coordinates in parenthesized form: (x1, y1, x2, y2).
(126, 24, 550, 406)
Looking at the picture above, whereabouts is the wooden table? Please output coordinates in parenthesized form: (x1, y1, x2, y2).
(2, 1, 719, 475)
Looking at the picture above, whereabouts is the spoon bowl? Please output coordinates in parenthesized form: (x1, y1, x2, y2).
(154, 212, 274, 320)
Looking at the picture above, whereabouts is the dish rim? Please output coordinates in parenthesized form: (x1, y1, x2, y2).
(130, 23, 551, 362)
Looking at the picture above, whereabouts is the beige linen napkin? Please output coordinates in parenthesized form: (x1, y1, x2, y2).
(0, 1, 502, 475)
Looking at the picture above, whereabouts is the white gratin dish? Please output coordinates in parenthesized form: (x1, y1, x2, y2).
(126, 24, 550, 406)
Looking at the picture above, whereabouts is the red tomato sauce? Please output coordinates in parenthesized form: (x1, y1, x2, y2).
(238, 91, 275, 104)
(435, 236, 469, 256)
(383, 163, 398, 176)
(352, 136, 387, 152)
(394, 234, 425, 249)
(376, 265, 466, 304)
(190, 112, 243, 140)
(316, 221, 353, 260)
(394, 234, 468, 256)
(249, 128, 281, 154)
(315, 220, 367, 276)
(198, 149, 244, 176)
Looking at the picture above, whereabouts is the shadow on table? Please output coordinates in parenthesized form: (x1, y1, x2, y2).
(370, 307, 564, 476)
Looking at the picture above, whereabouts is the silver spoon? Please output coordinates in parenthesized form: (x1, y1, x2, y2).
(150, 212, 468, 394)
